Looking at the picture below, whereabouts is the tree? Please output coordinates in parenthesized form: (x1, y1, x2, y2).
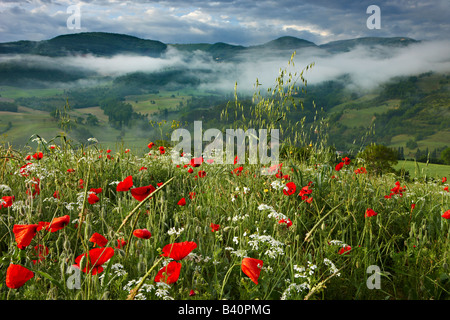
(441, 147, 450, 165)
(357, 144, 399, 176)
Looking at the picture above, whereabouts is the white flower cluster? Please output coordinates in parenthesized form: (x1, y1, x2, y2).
(0, 184, 11, 194)
(270, 180, 285, 190)
(184, 252, 211, 263)
(247, 232, 285, 259)
(323, 258, 340, 277)
(167, 227, 184, 236)
(280, 261, 317, 300)
(257, 203, 289, 222)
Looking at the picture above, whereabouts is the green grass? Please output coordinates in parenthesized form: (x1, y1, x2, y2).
(0, 138, 449, 301)
(394, 160, 450, 179)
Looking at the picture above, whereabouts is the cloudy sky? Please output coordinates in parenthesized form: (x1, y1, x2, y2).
(0, 0, 449, 45)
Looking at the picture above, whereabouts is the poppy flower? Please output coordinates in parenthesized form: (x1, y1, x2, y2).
(40, 215, 70, 233)
(444, 186, 449, 192)
(130, 185, 156, 202)
(159, 146, 165, 155)
(154, 261, 182, 284)
(1, 195, 14, 209)
(443, 177, 447, 183)
(67, 168, 75, 173)
(365, 208, 378, 218)
(232, 167, 243, 176)
(187, 167, 194, 174)
(241, 257, 263, 285)
(6, 264, 34, 289)
(442, 210, 450, 219)
(339, 245, 352, 255)
(32, 245, 49, 264)
(283, 182, 296, 196)
(26, 177, 40, 198)
(133, 228, 152, 239)
(116, 176, 133, 192)
(198, 170, 206, 178)
(139, 166, 148, 171)
(32, 152, 43, 160)
(190, 157, 203, 167)
(157, 182, 164, 187)
(234, 155, 239, 165)
(335, 162, 344, 171)
(19, 163, 33, 177)
(177, 197, 186, 206)
(411, 203, 416, 212)
(278, 218, 293, 228)
(53, 191, 60, 199)
(189, 289, 196, 296)
(89, 188, 102, 194)
(13, 224, 39, 249)
(89, 232, 108, 247)
(116, 238, 127, 249)
(25, 155, 31, 161)
(189, 192, 196, 199)
(106, 149, 111, 153)
(210, 223, 220, 232)
(342, 157, 351, 165)
(161, 241, 197, 261)
(148, 142, 155, 149)
(88, 193, 100, 205)
(79, 179, 84, 189)
(74, 247, 114, 275)
(206, 159, 214, 164)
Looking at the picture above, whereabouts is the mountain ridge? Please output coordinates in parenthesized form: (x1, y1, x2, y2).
(0, 32, 419, 59)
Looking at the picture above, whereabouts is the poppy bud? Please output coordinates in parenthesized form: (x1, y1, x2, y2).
(78, 255, 87, 272)
(64, 239, 71, 251)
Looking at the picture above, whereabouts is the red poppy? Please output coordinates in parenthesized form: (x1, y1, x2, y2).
(79, 179, 84, 189)
(206, 159, 214, 164)
(161, 241, 197, 261)
(133, 229, 152, 239)
(339, 245, 352, 255)
(154, 261, 182, 284)
(189, 289, 196, 296)
(89, 232, 108, 247)
(442, 210, 450, 219)
(159, 146, 165, 155)
(116, 238, 127, 249)
(241, 257, 263, 285)
(198, 170, 206, 178)
(189, 192, 196, 199)
(53, 191, 60, 199)
(157, 182, 164, 187)
(106, 149, 111, 153)
(190, 157, 203, 167)
(13, 224, 39, 249)
(411, 203, 416, 212)
(148, 142, 155, 149)
(116, 175, 133, 192)
(210, 223, 220, 232)
(335, 162, 344, 171)
(40, 215, 70, 233)
(90, 188, 102, 194)
(444, 186, 449, 192)
(67, 168, 75, 173)
(232, 167, 243, 176)
(342, 157, 351, 165)
(19, 162, 33, 177)
(1, 195, 14, 209)
(443, 177, 447, 183)
(6, 264, 34, 289)
(25, 155, 31, 161)
(32, 152, 43, 160)
(130, 185, 156, 202)
(88, 193, 100, 205)
(365, 208, 378, 218)
(177, 197, 186, 206)
(283, 182, 296, 196)
(234, 155, 239, 165)
(26, 177, 40, 198)
(278, 218, 293, 228)
(187, 167, 194, 174)
(74, 247, 114, 275)
(32, 244, 49, 264)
